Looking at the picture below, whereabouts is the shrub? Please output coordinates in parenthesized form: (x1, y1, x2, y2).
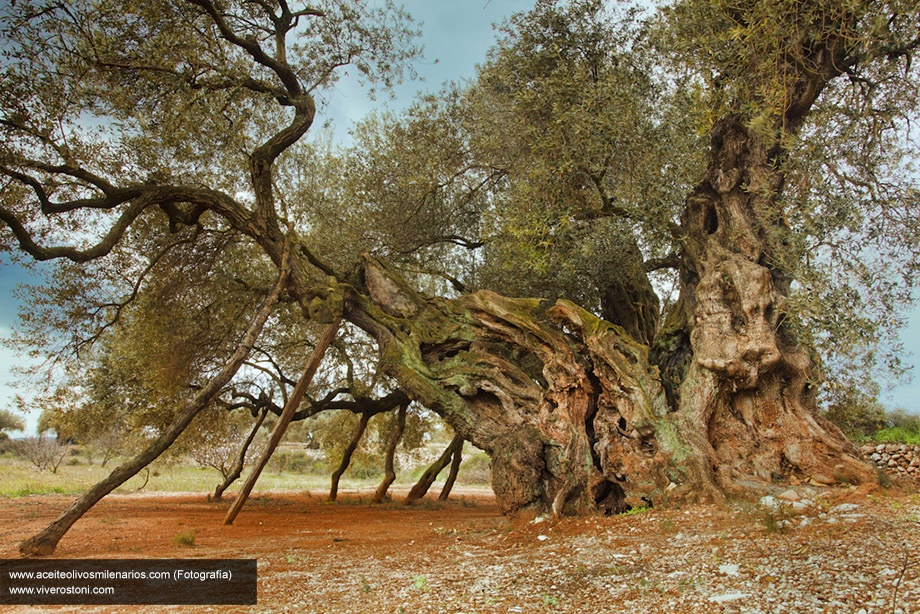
(347, 456, 383, 479)
(173, 529, 197, 547)
(458, 452, 491, 484)
(13, 435, 70, 473)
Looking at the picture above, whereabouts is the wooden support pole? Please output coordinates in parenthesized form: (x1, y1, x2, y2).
(404, 434, 463, 505)
(438, 440, 463, 501)
(224, 318, 341, 525)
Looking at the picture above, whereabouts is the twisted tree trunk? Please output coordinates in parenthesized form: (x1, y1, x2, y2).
(658, 112, 873, 497)
(329, 410, 371, 502)
(373, 402, 407, 503)
(404, 435, 463, 505)
(211, 408, 268, 502)
(343, 241, 873, 518)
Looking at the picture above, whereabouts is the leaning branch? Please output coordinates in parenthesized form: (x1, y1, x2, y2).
(18, 246, 292, 556)
(0, 198, 151, 262)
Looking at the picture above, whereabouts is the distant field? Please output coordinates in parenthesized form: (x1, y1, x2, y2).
(0, 445, 491, 498)
(0, 454, 416, 498)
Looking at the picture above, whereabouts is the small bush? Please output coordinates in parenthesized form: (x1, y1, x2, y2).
(458, 452, 491, 484)
(14, 435, 70, 473)
(173, 529, 197, 547)
(347, 456, 383, 480)
(286, 452, 311, 474)
(268, 451, 291, 474)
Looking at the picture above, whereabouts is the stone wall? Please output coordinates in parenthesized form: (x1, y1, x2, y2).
(860, 443, 920, 479)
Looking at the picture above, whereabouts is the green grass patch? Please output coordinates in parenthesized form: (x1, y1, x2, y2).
(871, 427, 920, 445)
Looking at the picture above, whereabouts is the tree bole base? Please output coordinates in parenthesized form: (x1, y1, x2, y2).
(350, 256, 876, 519)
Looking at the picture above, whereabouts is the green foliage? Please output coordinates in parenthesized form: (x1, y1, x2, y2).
(824, 384, 920, 443)
(462, 0, 700, 310)
(824, 384, 888, 438)
(0, 409, 25, 437)
(410, 575, 429, 591)
(618, 506, 649, 516)
(871, 426, 920, 445)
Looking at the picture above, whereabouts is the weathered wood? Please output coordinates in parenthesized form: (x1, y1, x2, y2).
(347, 251, 874, 518)
(224, 317, 341, 525)
(19, 254, 291, 555)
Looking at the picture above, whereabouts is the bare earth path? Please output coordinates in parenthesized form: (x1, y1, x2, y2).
(1, 484, 918, 613)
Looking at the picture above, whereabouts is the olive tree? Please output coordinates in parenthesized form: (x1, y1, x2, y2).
(3, 0, 920, 555)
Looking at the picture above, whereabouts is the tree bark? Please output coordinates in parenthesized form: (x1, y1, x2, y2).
(328, 410, 371, 502)
(211, 408, 268, 502)
(19, 254, 291, 555)
(373, 402, 407, 503)
(404, 435, 463, 505)
(438, 440, 463, 502)
(224, 318, 341, 525)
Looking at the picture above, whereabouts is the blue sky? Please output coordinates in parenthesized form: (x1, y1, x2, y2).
(1, 0, 918, 435)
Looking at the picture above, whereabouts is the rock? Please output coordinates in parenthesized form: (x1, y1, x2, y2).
(718, 564, 740, 576)
(759, 496, 782, 510)
(829, 503, 860, 515)
(876, 444, 885, 453)
(777, 489, 801, 502)
(708, 592, 750, 603)
(886, 444, 899, 454)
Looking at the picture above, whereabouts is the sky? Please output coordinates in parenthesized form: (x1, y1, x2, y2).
(1, 0, 919, 436)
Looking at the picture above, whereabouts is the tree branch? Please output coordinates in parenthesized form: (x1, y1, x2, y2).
(644, 253, 680, 272)
(0, 198, 151, 262)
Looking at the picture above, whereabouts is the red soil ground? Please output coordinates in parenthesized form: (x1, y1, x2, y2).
(2, 483, 919, 613)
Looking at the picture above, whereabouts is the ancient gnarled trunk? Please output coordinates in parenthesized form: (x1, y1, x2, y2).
(348, 258, 687, 516)
(346, 251, 873, 517)
(666, 114, 874, 496)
